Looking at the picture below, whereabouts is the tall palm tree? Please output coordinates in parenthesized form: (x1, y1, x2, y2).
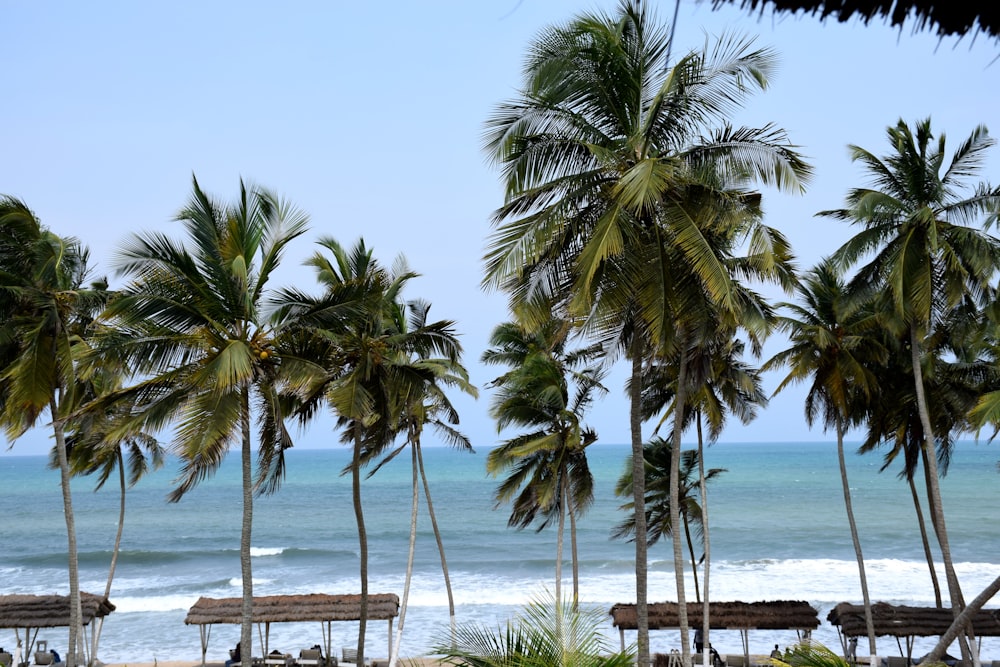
(279, 238, 457, 667)
(98, 176, 309, 659)
(361, 298, 478, 667)
(483, 315, 606, 611)
(482, 3, 811, 660)
(639, 325, 766, 666)
(61, 387, 165, 663)
(613, 438, 726, 602)
(764, 260, 888, 661)
(825, 118, 1000, 656)
(0, 196, 109, 667)
(859, 299, 993, 613)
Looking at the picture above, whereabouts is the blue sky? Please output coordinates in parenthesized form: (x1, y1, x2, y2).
(3, 1, 999, 456)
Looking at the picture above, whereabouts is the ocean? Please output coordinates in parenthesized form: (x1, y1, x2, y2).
(1, 441, 998, 663)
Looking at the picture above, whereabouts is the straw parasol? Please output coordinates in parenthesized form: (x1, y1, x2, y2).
(0, 593, 116, 665)
(828, 602, 1000, 660)
(184, 594, 400, 666)
(610, 600, 820, 658)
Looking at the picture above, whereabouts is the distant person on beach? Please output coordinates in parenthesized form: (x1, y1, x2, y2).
(226, 642, 241, 667)
(771, 645, 782, 660)
(694, 628, 723, 667)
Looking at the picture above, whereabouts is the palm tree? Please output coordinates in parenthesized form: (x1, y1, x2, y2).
(764, 260, 888, 661)
(362, 298, 478, 667)
(825, 118, 1000, 656)
(98, 176, 309, 659)
(0, 196, 109, 667)
(482, 315, 606, 611)
(61, 392, 165, 663)
(613, 438, 726, 602)
(625, 324, 765, 665)
(482, 3, 811, 660)
(859, 300, 993, 612)
(279, 238, 456, 667)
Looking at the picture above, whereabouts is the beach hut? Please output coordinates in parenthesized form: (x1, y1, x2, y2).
(610, 600, 820, 664)
(828, 602, 1000, 662)
(0, 593, 115, 667)
(184, 593, 400, 666)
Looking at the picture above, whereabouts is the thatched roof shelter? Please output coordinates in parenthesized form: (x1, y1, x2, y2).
(610, 601, 820, 655)
(184, 594, 399, 625)
(0, 593, 115, 666)
(828, 602, 1000, 659)
(185, 594, 400, 666)
(0, 594, 115, 629)
(704, 0, 1000, 40)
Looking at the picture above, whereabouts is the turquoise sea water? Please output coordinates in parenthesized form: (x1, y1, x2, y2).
(1, 441, 998, 662)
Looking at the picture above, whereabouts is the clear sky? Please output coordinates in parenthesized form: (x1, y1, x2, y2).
(3, 1, 999, 456)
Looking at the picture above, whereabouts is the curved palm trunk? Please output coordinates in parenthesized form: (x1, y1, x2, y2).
(909, 327, 973, 664)
(697, 418, 711, 667)
(389, 441, 420, 667)
(909, 469, 942, 608)
(921, 575, 1000, 665)
(52, 398, 82, 667)
(669, 341, 692, 665)
(93, 452, 127, 664)
(836, 420, 876, 659)
(353, 428, 369, 667)
(416, 444, 457, 643)
(629, 348, 650, 666)
(240, 392, 254, 665)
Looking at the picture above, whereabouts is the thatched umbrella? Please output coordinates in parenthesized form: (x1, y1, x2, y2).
(610, 600, 820, 660)
(0, 594, 115, 666)
(184, 594, 400, 666)
(828, 602, 1000, 661)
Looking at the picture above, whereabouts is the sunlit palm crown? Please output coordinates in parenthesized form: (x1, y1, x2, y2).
(482, 0, 810, 345)
(100, 177, 308, 495)
(826, 118, 1000, 329)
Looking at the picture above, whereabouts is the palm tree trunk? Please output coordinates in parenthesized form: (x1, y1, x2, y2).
(94, 451, 127, 664)
(389, 439, 420, 667)
(697, 418, 712, 667)
(629, 347, 650, 667)
(555, 474, 566, 615)
(909, 470, 942, 608)
(240, 391, 254, 665)
(920, 575, 1000, 665)
(909, 326, 971, 663)
(683, 517, 700, 603)
(669, 338, 692, 665)
(353, 427, 369, 667)
(569, 493, 580, 612)
(416, 443, 457, 643)
(51, 398, 82, 667)
(837, 420, 876, 659)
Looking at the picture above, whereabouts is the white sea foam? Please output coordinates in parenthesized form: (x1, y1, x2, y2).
(250, 547, 285, 557)
(228, 576, 274, 587)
